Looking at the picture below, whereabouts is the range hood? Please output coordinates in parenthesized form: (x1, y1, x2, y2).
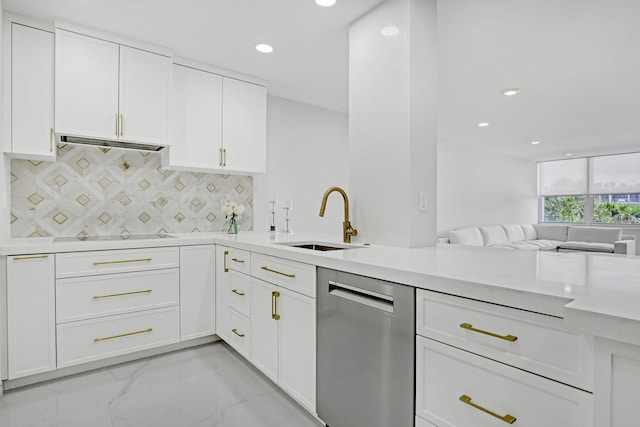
(59, 135, 165, 152)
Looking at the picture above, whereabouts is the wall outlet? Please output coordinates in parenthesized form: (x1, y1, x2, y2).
(419, 192, 428, 212)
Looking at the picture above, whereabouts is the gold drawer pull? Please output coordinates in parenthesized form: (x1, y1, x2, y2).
(93, 258, 152, 266)
(460, 323, 518, 342)
(223, 250, 229, 272)
(93, 289, 152, 299)
(94, 328, 152, 342)
(231, 328, 245, 337)
(261, 266, 295, 278)
(272, 291, 281, 320)
(459, 395, 516, 424)
(231, 258, 245, 263)
(13, 255, 48, 261)
(231, 289, 245, 296)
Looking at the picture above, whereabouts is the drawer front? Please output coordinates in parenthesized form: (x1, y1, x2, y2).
(56, 247, 179, 278)
(228, 270, 251, 316)
(57, 306, 180, 368)
(227, 308, 250, 359)
(251, 253, 316, 297)
(221, 247, 251, 274)
(416, 336, 593, 427)
(416, 289, 593, 391)
(56, 269, 180, 323)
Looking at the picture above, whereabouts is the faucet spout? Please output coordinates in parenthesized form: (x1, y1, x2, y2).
(319, 186, 357, 243)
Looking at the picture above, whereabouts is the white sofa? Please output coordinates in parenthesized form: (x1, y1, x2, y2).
(440, 224, 636, 255)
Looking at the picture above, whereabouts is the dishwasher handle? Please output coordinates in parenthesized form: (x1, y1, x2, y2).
(328, 281, 394, 313)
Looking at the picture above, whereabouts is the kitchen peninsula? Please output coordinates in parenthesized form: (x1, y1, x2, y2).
(1, 231, 639, 426)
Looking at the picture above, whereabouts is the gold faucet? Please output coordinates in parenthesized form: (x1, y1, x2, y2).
(319, 186, 358, 243)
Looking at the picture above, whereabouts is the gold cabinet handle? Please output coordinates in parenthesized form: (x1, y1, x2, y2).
(223, 250, 229, 272)
(460, 323, 518, 342)
(219, 148, 224, 167)
(93, 258, 152, 266)
(13, 255, 49, 261)
(223, 148, 227, 167)
(231, 328, 245, 337)
(115, 113, 119, 136)
(49, 128, 54, 152)
(93, 289, 152, 299)
(120, 113, 124, 136)
(272, 291, 281, 320)
(94, 328, 152, 342)
(261, 266, 296, 278)
(459, 395, 516, 424)
(231, 258, 245, 264)
(231, 289, 245, 296)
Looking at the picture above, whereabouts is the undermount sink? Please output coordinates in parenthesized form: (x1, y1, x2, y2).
(277, 241, 365, 251)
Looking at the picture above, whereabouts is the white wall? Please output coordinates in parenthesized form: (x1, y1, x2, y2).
(253, 96, 348, 235)
(0, 1, 9, 241)
(437, 141, 539, 236)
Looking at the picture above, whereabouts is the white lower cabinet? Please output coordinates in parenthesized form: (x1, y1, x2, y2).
(179, 245, 215, 340)
(416, 415, 436, 427)
(250, 278, 316, 412)
(416, 336, 593, 427)
(594, 337, 640, 427)
(6, 254, 56, 379)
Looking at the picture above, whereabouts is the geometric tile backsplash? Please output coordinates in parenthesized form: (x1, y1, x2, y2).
(11, 143, 253, 237)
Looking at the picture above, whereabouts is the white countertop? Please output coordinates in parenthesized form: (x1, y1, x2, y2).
(2, 231, 640, 345)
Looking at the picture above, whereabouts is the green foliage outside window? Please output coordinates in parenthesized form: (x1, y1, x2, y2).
(543, 196, 585, 223)
(593, 201, 640, 224)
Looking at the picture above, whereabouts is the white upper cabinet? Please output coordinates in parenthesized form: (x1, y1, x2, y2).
(8, 23, 55, 161)
(165, 66, 267, 174)
(222, 77, 267, 173)
(55, 29, 170, 146)
(166, 64, 222, 171)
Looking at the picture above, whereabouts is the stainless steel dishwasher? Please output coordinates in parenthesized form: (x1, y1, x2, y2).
(317, 267, 415, 427)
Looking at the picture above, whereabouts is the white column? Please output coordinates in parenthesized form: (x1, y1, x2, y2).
(349, 0, 437, 247)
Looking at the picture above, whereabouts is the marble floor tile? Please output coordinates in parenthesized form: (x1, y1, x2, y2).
(0, 343, 323, 427)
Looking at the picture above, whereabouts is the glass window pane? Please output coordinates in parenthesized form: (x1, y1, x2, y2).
(542, 196, 585, 223)
(590, 153, 640, 194)
(593, 193, 640, 224)
(538, 159, 588, 196)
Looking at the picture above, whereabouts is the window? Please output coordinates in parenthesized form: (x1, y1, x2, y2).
(538, 153, 640, 225)
(542, 196, 585, 223)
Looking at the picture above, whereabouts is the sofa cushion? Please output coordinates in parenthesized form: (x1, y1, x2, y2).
(567, 226, 622, 244)
(533, 224, 568, 242)
(558, 241, 615, 253)
(479, 225, 508, 246)
(521, 224, 537, 240)
(449, 227, 484, 246)
(495, 241, 545, 251)
(502, 224, 526, 242)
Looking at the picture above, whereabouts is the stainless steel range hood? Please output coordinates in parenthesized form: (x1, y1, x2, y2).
(59, 135, 165, 152)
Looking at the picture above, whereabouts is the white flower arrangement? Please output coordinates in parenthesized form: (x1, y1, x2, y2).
(221, 201, 245, 220)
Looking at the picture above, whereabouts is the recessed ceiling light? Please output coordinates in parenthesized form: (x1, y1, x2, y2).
(501, 88, 520, 97)
(315, 0, 336, 6)
(565, 153, 573, 157)
(478, 122, 489, 127)
(531, 141, 541, 145)
(255, 43, 274, 53)
(381, 26, 400, 36)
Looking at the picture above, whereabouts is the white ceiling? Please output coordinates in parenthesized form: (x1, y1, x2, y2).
(4, 0, 640, 162)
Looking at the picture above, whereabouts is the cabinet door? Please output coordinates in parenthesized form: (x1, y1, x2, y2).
(168, 65, 222, 171)
(119, 46, 171, 145)
(222, 78, 266, 173)
(278, 287, 316, 412)
(55, 29, 119, 140)
(595, 338, 640, 427)
(180, 245, 215, 340)
(10, 24, 55, 161)
(250, 278, 279, 383)
(7, 254, 55, 378)
(215, 246, 231, 342)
